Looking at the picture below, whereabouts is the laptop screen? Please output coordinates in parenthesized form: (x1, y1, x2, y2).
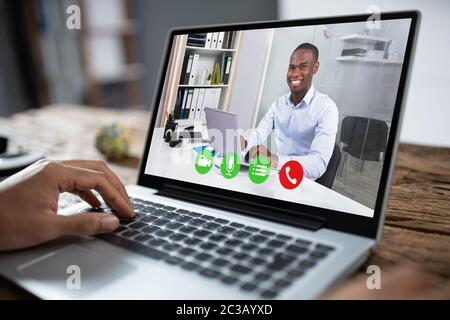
(144, 17, 413, 218)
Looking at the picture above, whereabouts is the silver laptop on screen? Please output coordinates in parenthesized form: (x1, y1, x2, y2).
(0, 11, 419, 299)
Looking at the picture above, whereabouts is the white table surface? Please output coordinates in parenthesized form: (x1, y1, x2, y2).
(145, 128, 374, 217)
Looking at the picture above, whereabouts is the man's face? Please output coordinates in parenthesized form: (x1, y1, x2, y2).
(287, 49, 319, 95)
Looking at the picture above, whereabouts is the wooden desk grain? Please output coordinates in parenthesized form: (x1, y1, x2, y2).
(0, 105, 449, 299)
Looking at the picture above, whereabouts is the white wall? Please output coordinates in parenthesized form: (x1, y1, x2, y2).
(229, 29, 274, 130)
(279, 0, 450, 147)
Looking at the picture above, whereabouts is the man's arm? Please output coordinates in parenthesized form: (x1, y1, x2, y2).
(278, 102, 338, 180)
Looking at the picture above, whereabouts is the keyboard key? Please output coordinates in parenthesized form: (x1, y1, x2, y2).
(199, 242, 217, 251)
(276, 234, 293, 241)
(267, 254, 295, 271)
(135, 234, 152, 242)
(202, 222, 221, 231)
(260, 230, 275, 237)
(209, 234, 227, 242)
(211, 258, 229, 267)
(285, 244, 308, 254)
(260, 290, 278, 299)
(162, 206, 176, 211)
(214, 218, 229, 224)
(249, 257, 267, 266)
(217, 226, 235, 235)
(165, 256, 184, 265)
(315, 244, 335, 252)
(217, 247, 234, 256)
(232, 230, 251, 239)
(122, 230, 139, 238)
(200, 214, 215, 221)
(140, 216, 158, 223)
(162, 243, 182, 252)
(113, 226, 127, 234)
(233, 252, 251, 261)
(240, 243, 258, 252)
(169, 233, 188, 242)
(163, 213, 180, 220)
(189, 218, 207, 227)
(187, 212, 202, 218)
(274, 279, 292, 289)
(244, 226, 260, 232)
(249, 235, 268, 244)
(230, 264, 252, 275)
(148, 238, 168, 247)
(298, 259, 316, 269)
(152, 210, 166, 217)
(165, 222, 183, 230)
(199, 268, 221, 279)
(193, 230, 212, 238)
(266, 239, 285, 248)
(175, 216, 192, 223)
(176, 209, 190, 214)
(129, 222, 146, 230)
(225, 239, 243, 247)
(254, 272, 271, 281)
(195, 252, 214, 261)
(155, 229, 174, 238)
(181, 262, 201, 271)
(257, 248, 274, 256)
(141, 225, 160, 234)
(295, 239, 312, 246)
(221, 276, 238, 285)
(241, 283, 257, 292)
(310, 251, 328, 260)
(119, 219, 134, 226)
(152, 203, 164, 208)
(230, 222, 244, 228)
(179, 226, 196, 234)
(286, 269, 305, 279)
(98, 234, 167, 261)
(179, 247, 198, 256)
(184, 237, 202, 246)
(153, 219, 171, 227)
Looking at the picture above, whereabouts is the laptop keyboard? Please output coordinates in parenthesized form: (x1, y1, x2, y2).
(90, 197, 335, 299)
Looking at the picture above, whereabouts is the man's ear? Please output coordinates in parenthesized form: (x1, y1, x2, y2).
(313, 61, 320, 74)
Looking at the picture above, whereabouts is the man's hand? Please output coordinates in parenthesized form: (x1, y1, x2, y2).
(246, 144, 279, 168)
(240, 135, 247, 151)
(0, 159, 134, 251)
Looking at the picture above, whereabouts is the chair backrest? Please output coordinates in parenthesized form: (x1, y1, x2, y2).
(316, 143, 341, 189)
(340, 116, 388, 161)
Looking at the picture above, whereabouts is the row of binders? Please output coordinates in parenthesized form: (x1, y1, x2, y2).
(173, 88, 222, 121)
(180, 52, 232, 85)
(187, 31, 235, 49)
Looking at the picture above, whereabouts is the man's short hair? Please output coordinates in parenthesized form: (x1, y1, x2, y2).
(292, 43, 319, 62)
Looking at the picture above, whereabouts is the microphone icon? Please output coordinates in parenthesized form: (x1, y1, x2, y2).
(225, 154, 235, 176)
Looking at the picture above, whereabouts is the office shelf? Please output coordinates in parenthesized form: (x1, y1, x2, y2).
(340, 34, 390, 44)
(336, 56, 402, 65)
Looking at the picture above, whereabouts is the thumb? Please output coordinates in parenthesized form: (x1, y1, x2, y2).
(56, 212, 120, 237)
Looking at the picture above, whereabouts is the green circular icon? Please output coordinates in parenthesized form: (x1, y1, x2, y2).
(220, 152, 240, 179)
(248, 156, 271, 184)
(195, 149, 214, 174)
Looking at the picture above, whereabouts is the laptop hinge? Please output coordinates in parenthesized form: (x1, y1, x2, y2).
(156, 184, 326, 231)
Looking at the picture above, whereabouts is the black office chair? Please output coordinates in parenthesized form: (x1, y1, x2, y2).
(316, 143, 341, 189)
(338, 116, 388, 175)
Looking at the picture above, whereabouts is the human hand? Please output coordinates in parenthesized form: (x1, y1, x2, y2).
(240, 135, 247, 151)
(0, 159, 134, 251)
(246, 144, 279, 168)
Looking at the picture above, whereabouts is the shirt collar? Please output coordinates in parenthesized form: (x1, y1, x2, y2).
(286, 84, 316, 109)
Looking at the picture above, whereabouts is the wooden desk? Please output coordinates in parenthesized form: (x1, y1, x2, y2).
(1, 105, 449, 299)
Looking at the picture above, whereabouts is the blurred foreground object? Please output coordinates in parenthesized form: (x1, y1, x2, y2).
(95, 123, 132, 160)
(322, 265, 450, 300)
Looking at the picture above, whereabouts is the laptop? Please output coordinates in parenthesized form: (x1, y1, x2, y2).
(204, 108, 250, 168)
(0, 11, 419, 299)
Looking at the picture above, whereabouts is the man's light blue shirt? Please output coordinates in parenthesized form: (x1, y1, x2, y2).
(246, 85, 338, 180)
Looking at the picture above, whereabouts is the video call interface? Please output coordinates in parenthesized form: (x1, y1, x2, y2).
(145, 18, 412, 218)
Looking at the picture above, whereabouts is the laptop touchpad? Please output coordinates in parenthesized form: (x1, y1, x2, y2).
(18, 244, 136, 298)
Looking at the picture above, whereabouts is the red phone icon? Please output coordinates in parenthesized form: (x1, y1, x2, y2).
(279, 160, 303, 189)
